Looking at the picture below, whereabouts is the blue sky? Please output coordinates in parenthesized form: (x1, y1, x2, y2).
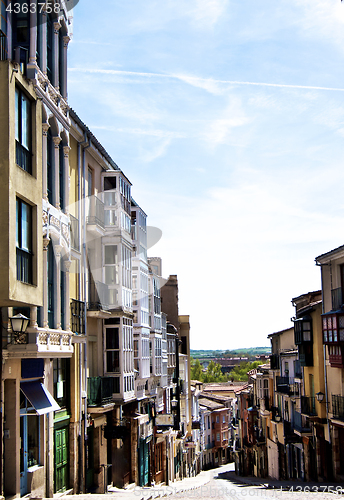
(68, 0, 344, 349)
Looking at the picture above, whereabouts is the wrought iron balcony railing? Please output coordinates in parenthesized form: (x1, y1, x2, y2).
(276, 376, 299, 395)
(301, 396, 317, 416)
(293, 411, 311, 433)
(71, 299, 85, 335)
(88, 280, 109, 311)
(331, 287, 343, 311)
(87, 376, 120, 406)
(332, 395, 344, 420)
(270, 353, 280, 370)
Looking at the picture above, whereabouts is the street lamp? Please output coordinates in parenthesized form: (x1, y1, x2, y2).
(10, 313, 30, 343)
(316, 391, 325, 403)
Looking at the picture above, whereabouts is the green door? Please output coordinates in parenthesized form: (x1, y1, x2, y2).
(138, 438, 149, 486)
(55, 427, 69, 492)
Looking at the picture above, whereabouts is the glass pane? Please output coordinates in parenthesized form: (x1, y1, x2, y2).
(105, 245, 117, 265)
(303, 330, 311, 341)
(105, 266, 116, 285)
(15, 89, 20, 142)
(106, 328, 119, 350)
(108, 288, 118, 306)
(21, 94, 30, 150)
(21, 202, 31, 251)
(106, 351, 119, 373)
(16, 199, 20, 247)
(104, 191, 116, 206)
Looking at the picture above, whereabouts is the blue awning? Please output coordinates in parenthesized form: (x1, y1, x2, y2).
(20, 381, 60, 415)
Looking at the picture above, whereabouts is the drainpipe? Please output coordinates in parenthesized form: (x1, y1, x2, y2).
(81, 134, 91, 493)
(316, 259, 331, 445)
(0, 308, 3, 496)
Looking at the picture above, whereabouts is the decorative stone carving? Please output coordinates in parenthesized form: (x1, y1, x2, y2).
(49, 214, 60, 229)
(54, 244, 63, 257)
(63, 35, 71, 48)
(42, 122, 50, 136)
(63, 259, 72, 272)
(53, 22, 61, 34)
(43, 235, 50, 251)
(53, 136, 62, 148)
(62, 223, 70, 244)
(63, 145, 70, 158)
(42, 210, 49, 225)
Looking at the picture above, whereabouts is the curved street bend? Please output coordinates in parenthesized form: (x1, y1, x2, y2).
(55, 464, 344, 500)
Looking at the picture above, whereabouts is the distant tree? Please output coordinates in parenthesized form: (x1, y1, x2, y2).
(190, 358, 203, 381)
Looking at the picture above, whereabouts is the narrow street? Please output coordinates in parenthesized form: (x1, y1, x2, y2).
(162, 465, 343, 500)
(58, 464, 344, 500)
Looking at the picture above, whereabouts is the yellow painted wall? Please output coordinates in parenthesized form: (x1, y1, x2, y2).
(0, 61, 42, 307)
(303, 305, 327, 419)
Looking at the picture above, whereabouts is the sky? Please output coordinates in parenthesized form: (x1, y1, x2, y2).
(67, 0, 344, 350)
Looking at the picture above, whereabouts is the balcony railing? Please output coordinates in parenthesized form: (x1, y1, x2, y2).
(70, 214, 79, 251)
(332, 287, 343, 311)
(293, 411, 311, 433)
(276, 376, 299, 395)
(270, 354, 280, 370)
(71, 299, 85, 335)
(88, 280, 109, 311)
(206, 441, 215, 450)
(0, 31, 7, 60)
(7, 328, 73, 355)
(263, 395, 272, 411)
(87, 196, 105, 229)
(88, 376, 119, 406)
(301, 396, 317, 416)
(332, 395, 344, 420)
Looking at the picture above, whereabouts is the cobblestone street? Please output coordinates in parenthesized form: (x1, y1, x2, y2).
(56, 464, 344, 500)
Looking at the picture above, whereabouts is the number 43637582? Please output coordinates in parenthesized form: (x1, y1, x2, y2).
(6, 2, 61, 14)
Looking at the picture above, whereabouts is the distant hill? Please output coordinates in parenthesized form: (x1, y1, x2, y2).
(191, 347, 271, 359)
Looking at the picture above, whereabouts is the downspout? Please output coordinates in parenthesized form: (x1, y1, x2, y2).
(77, 141, 82, 492)
(0, 309, 3, 496)
(81, 134, 91, 493)
(316, 259, 331, 445)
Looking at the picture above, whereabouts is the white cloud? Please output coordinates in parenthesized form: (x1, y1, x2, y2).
(189, 0, 229, 28)
(292, 0, 344, 49)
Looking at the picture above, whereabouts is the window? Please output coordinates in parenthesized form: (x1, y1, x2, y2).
(46, 14, 53, 82)
(58, 28, 64, 94)
(216, 415, 219, 424)
(105, 327, 120, 373)
(216, 433, 220, 442)
(47, 129, 54, 203)
(15, 88, 31, 173)
(16, 198, 32, 283)
(104, 245, 118, 306)
(59, 142, 65, 210)
(53, 358, 70, 410)
(47, 243, 55, 328)
(60, 269, 65, 330)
